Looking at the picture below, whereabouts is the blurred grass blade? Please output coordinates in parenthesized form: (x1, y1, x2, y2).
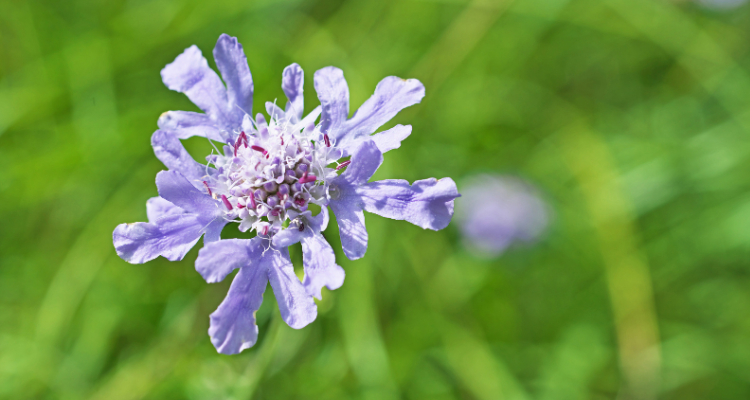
(560, 124, 661, 400)
(338, 258, 398, 400)
(441, 318, 529, 400)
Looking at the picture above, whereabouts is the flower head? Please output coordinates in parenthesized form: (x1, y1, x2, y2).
(113, 34, 460, 354)
(457, 175, 548, 258)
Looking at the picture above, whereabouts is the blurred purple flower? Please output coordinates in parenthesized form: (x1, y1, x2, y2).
(112, 34, 459, 354)
(457, 175, 548, 257)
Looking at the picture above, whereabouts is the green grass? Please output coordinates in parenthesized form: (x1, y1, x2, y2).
(2, 0, 750, 398)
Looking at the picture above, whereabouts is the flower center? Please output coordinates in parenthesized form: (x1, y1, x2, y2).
(202, 115, 341, 236)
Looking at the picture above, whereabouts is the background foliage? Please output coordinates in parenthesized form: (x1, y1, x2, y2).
(2, 0, 750, 398)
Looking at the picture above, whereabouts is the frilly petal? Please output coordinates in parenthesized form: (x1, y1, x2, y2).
(157, 111, 224, 142)
(338, 139, 383, 186)
(155, 170, 220, 215)
(196, 238, 262, 283)
(151, 130, 215, 191)
(314, 67, 349, 135)
(282, 63, 304, 122)
(370, 124, 411, 154)
(329, 197, 368, 260)
(146, 196, 182, 223)
(300, 232, 345, 300)
(266, 248, 318, 329)
(203, 218, 228, 243)
(313, 206, 330, 232)
(334, 76, 424, 145)
(344, 76, 424, 135)
(360, 178, 459, 230)
(113, 214, 205, 264)
(161, 45, 234, 128)
(213, 34, 254, 121)
(272, 226, 305, 248)
(209, 260, 268, 354)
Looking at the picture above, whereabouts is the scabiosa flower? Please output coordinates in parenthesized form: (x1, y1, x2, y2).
(456, 175, 548, 258)
(113, 34, 459, 354)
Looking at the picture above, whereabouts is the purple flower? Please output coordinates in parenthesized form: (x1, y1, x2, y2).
(113, 34, 460, 354)
(456, 175, 548, 257)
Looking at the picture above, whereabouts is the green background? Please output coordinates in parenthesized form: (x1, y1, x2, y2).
(2, 0, 750, 398)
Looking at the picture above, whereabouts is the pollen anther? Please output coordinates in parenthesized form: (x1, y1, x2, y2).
(251, 145, 268, 155)
(221, 195, 233, 211)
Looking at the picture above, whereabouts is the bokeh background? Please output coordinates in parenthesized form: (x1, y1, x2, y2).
(2, 0, 750, 398)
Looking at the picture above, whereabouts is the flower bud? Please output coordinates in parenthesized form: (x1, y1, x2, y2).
(295, 163, 308, 177)
(267, 196, 279, 208)
(284, 169, 296, 184)
(263, 181, 278, 193)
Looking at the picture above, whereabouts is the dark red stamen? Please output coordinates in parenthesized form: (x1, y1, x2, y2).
(280, 136, 284, 145)
(323, 134, 330, 147)
(294, 197, 306, 206)
(251, 145, 267, 155)
(299, 172, 317, 184)
(221, 195, 233, 211)
(335, 160, 351, 170)
(249, 195, 257, 209)
(237, 203, 245, 209)
(233, 133, 247, 156)
(202, 181, 213, 196)
(299, 222, 305, 232)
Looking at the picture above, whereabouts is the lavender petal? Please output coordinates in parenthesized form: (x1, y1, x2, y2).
(314, 67, 349, 135)
(300, 232, 345, 300)
(338, 76, 424, 142)
(196, 238, 262, 283)
(282, 63, 304, 121)
(209, 260, 268, 354)
(266, 248, 318, 329)
(113, 214, 205, 264)
(146, 196, 183, 223)
(160, 45, 233, 128)
(151, 130, 215, 192)
(329, 196, 368, 260)
(338, 139, 383, 186)
(157, 111, 224, 142)
(212, 34, 253, 124)
(155, 170, 220, 215)
(370, 124, 412, 154)
(359, 178, 459, 230)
